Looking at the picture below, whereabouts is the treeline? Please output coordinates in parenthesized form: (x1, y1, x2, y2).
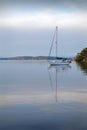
(76, 48, 87, 62)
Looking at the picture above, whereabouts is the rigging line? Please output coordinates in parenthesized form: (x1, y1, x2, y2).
(49, 30, 56, 57)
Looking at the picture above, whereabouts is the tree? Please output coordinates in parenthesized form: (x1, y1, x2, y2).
(76, 48, 87, 62)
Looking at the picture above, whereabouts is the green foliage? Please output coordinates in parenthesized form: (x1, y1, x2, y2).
(76, 48, 87, 62)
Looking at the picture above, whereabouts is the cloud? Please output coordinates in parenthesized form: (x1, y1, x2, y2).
(0, 1, 87, 57)
(0, 0, 87, 11)
(0, 11, 87, 29)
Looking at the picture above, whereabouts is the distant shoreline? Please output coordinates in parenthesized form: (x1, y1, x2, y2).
(0, 56, 72, 60)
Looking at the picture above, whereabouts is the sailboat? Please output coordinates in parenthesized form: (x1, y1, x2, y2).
(49, 26, 71, 66)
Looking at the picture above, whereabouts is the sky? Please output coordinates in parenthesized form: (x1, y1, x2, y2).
(0, 0, 87, 57)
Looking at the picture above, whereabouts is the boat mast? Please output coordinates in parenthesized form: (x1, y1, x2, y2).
(56, 26, 58, 59)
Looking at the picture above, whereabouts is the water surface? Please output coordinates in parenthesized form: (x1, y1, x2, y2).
(0, 60, 87, 130)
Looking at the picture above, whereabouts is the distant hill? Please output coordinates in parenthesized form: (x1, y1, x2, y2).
(76, 48, 87, 62)
(0, 56, 72, 60)
(0, 58, 9, 60)
(9, 56, 33, 60)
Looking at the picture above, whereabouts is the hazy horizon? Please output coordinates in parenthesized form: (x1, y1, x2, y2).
(0, 0, 87, 57)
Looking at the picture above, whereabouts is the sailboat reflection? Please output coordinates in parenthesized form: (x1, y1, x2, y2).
(48, 65, 71, 102)
(49, 64, 71, 72)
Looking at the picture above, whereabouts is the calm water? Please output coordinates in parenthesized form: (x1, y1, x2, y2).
(0, 60, 87, 130)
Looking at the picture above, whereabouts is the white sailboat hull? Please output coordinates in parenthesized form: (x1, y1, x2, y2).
(50, 61, 70, 66)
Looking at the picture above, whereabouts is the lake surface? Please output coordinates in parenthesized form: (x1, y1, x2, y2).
(0, 60, 87, 130)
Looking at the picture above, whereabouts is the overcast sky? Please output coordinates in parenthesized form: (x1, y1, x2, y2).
(0, 0, 87, 57)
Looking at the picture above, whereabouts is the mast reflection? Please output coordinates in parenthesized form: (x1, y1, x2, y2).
(48, 65, 71, 102)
